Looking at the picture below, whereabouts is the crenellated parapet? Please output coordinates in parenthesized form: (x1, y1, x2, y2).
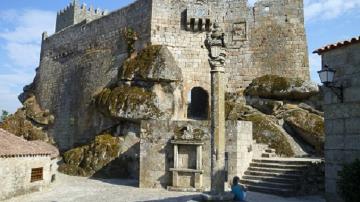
(55, 0, 108, 32)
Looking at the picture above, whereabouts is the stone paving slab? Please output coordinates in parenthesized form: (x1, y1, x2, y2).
(6, 174, 325, 202)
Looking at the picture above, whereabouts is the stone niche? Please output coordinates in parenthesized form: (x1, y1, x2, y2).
(232, 22, 247, 41)
(139, 120, 253, 191)
(185, 2, 211, 32)
(168, 125, 204, 192)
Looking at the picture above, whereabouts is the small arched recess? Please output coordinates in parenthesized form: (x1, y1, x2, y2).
(187, 87, 209, 120)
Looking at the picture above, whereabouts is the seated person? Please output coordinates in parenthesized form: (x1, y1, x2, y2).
(231, 176, 247, 201)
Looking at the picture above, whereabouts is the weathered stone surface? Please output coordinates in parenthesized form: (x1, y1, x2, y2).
(226, 101, 295, 157)
(281, 108, 325, 154)
(242, 113, 294, 157)
(0, 108, 53, 144)
(298, 103, 324, 116)
(23, 95, 54, 125)
(119, 45, 182, 82)
(245, 75, 319, 100)
(59, 133, 139, 177)
(246, 97, 284, 115)
(28, 0, 310, 150)
(139, 120, 253, 191)
(95, 45, 184, 121)
(95, 86, 163, 119)
(297, 161, 325, 195)
(226, 101, 259, 121)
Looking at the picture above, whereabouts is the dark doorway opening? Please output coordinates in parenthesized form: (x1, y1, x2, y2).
(188, 87, 209, 119)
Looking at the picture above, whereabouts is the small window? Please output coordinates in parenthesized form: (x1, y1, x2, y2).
(190, 18, 195, 31)
(264, 6, 270, 12)
(205, 19, 211, 31)
(31, 167, 43, 183)
(199, 19, 203, 32)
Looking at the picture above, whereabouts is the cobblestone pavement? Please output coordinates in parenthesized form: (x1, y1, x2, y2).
(6, 174, 325, 202)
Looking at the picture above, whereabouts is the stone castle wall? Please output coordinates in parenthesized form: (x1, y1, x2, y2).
(35, 0, 309, 150)
(36, 0, 152, 150)
(150, 0, 309, 94)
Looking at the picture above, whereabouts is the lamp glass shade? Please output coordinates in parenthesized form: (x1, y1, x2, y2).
(318, 68, 335, 84)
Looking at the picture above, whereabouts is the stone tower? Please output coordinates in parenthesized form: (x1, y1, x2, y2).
(55, 0, 108, 32)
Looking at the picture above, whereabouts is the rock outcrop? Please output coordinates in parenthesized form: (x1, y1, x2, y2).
(245, 75, 319, 100)
(227, 75, 324, 157)
(243, 113, 295, 157)
(59, 133, 139, 178)
(0, 96, 54, 144)
(59, 45, 183, 177)
(95, 45, 183, 121)
(281, 108, 325, 154)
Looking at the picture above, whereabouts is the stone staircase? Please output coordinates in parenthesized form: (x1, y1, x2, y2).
(241, 158, 319, 196)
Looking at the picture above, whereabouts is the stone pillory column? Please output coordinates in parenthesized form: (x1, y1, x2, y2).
(203, 22, 233, 201)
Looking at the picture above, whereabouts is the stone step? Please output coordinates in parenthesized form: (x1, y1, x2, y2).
(244, 170, 301, 179)
(252, 158, 315, 166)
(248, 167, 303, 175)
(261, 153, 277, 158)
(243, 184, 295, 197)
(242, 175, 299, 184)
(240, 179, 297, 189)
(250, 162, 308, 170)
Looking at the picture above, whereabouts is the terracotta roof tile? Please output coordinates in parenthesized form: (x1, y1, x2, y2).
(0, 128, 59, 158)
(313, 36, 360, 55)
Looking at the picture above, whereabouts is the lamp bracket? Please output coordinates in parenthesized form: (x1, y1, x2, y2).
(325, 83, 344, 103)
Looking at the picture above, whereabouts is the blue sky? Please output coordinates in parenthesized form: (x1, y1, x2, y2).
(0, 0, 359, 113)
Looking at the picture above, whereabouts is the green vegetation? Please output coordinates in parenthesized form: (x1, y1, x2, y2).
(338, 159, 360, 202)
(95, 85, 162, 118)
(244, 75, 316, 100)
(245, 75, 303, 96)
(120, 45, 162, 80)
(122, 27, 138, 56)
(244, 113, 294, 157)
(59, 133, 122, 177)
(282, 108, 324, 154)
(0, 110, 9, 122)
(0, 109, 52, 143)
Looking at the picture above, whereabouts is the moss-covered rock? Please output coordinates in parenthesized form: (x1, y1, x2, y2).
(59, 134, 122, 177)
(0, 108, 53, 143)
(281, 108, 325, 154)
(119, 45, 182, 82)
(226, 101, 258, 121)
(23, 95, 54, 125)
(95, 86, 163, 119)
(245, 75, 319, 100)
(243, 113, 295, 157)
(246, 97, 284, 115)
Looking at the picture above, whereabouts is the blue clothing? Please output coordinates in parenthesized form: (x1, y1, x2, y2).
(231, 184, 246, 201)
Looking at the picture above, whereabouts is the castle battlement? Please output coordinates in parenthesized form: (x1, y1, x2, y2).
(55, 0, 108, 32)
